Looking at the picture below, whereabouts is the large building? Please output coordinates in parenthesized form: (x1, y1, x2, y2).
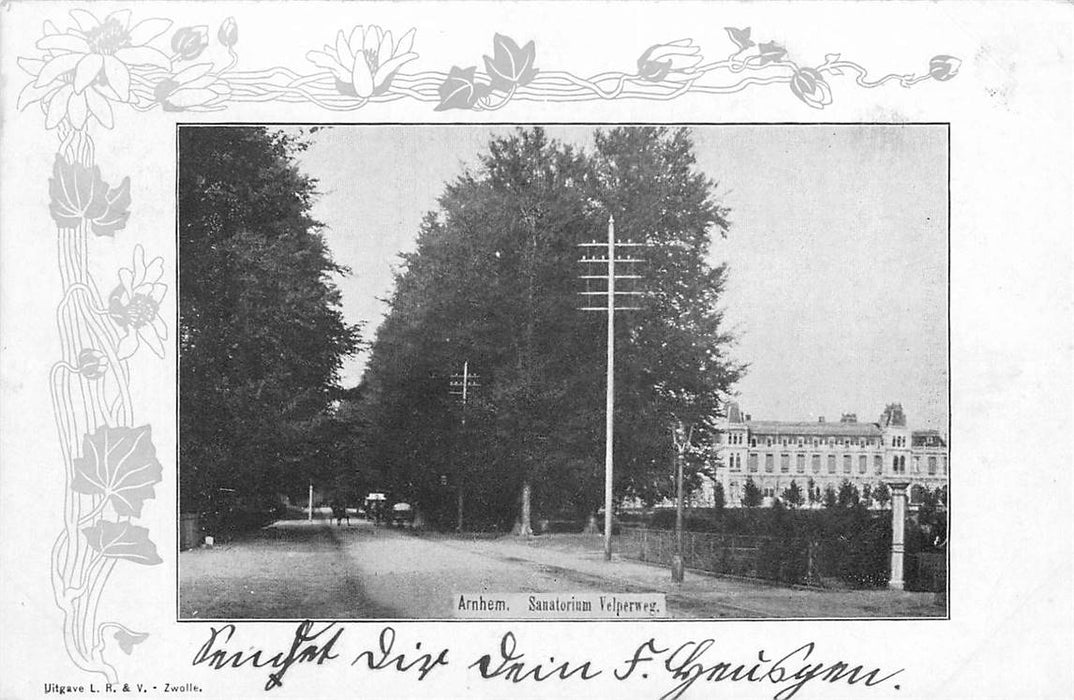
(700, 402, 948, 508)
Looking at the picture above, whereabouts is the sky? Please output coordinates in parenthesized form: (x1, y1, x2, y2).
(293, 125, 948, 431)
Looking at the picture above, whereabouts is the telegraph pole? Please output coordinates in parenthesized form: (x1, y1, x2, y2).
(578, 215, 646, 561)
(449, 361, 479, 532)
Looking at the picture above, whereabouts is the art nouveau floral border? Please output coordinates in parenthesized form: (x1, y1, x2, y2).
(12, 6, 960, 682)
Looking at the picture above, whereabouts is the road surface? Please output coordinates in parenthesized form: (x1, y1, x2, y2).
(179, 518, 943, 619)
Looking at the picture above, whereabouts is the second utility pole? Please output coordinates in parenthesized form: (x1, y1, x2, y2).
(579, 215, 645, 561)
(603, 216, 615, 562)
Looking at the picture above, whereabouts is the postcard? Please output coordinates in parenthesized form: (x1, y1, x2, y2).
(1, 2, 1071, 698)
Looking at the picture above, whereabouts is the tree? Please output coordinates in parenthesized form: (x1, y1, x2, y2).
(822, 484, 838, 509)
(782, 480, 804, 509)
(837, 479, 861, 508)
(741, 477, 762, 508)
(861, 483, 873, 507)
(713, 481, 726, 514)
(807, 477, 819, 508)
(874, 482, 892, 509)
(358, 127, 743, 530)
(179, 127, 361, 514)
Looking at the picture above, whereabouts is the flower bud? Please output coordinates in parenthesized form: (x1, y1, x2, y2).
(636, 39, 702, 83)
(218, 17, 238, 48)
(77, 348, 108, 380)
(171, 26, 209, 61)
(929, 55, 961, 82)
(789, 67, 832, 110)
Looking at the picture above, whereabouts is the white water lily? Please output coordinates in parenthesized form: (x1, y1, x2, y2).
(17, 54, 121, 129)
(307, 25, 417, 98)
(33, 10, 172, 103)
(108, 245, 168, 360)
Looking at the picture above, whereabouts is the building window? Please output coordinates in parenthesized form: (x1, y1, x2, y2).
(842, 454, 851, 474)
(780, 453, 790, 473)
(827, 455, 836, 474)
(913, 457, 920, 474)
(942, 456, 947, 474)
(750, 437, 756, 447)
(893, 455, 906, 474)
(748, 453, 758, 472)
(766, 437, 773, 447)
(730, 454, 740, 471)
(874, 455, 883, 475)
(796, 453, 806, 473)
(765, 454, 774, 473)
(928, 456, 937, 475)
(812, 454, 821, 473)
(858, 455, 867, 474)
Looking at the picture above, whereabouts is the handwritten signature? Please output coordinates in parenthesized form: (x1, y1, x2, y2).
(616, 637, 903, 699)
(191, 623, 903, 698)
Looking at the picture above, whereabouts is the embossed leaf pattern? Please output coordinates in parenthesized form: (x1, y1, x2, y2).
(91, 177, 132, 237)
(114, 628, 149, 655)
(724, 27, 754, 51)
(435, 66, 491, 111)
(49, 155, 108, 228)
(482, 34, 537, 92)
(757, 41, 787, 66)
(82, 520, 163, 566)
(72, 425, 163, 518)
(48, 155, 132, 236)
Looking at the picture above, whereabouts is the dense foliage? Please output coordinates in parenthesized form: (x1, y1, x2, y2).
(359, 127, 744, 530)
(179, 127, 361, 515)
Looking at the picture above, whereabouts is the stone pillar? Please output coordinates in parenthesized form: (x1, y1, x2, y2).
(888, 481, 910, 590)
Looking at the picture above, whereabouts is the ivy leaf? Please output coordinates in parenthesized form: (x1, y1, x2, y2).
(724, 27, 754, 51)
(823, 53, 844, 75)
(72, 425, 163, 518)
(482, 33, 537, 92)
(435, 66, 491, 111)
(48, 155, 108, 228)
(114, 629, 149, 655)
(757, 41, 787, 65)
(83, 520, 163, 566)
(90, 176, 131, 237)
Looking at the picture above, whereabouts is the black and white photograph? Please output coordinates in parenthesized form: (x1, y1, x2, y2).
(177, 123, 949, 621)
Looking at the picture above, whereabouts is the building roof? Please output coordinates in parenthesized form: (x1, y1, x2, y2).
(744, 420, 884, 437)
(912, 430, 947, 447)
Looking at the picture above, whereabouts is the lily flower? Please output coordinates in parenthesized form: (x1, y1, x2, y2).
(34, 9, 172, 103)
(306, 25, 418, 98)
(108, 245, 168, 360)
(17, 54, 120, 129)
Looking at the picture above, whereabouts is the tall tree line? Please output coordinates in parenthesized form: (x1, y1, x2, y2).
(178, 127, 361, 514)
(360, 127, 744, 530)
